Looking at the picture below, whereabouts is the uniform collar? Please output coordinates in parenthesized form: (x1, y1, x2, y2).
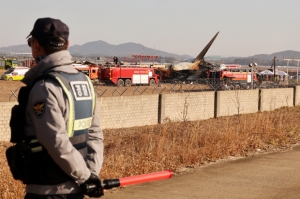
(22, 50, 73, 85)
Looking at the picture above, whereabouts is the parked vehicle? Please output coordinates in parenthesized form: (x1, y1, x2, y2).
(0, 67, 29, 81)
(99, 66, 160, 86)
(73, 62, 100, 80)
(0, 58, 18, 69)
(22, 59, 36, 68)
(220, 67, 258, 82)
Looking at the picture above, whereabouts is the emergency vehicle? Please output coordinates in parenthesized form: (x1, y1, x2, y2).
(73, 61, 100, 80)
(99, 66, 160, 86)
(1, 67, 29, 81)
(0, 58, 18, 69)
(206, 66, 259, 89)
(219, 67, 258, 82)
(219, 64, 241, 70)
(23, 59, 37, 68)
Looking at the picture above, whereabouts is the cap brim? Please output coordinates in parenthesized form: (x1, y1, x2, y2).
(26, 31, 32, 39)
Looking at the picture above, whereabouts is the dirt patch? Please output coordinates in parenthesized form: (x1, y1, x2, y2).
(0, 70, 210, 102)
(0, 70, 25, 101)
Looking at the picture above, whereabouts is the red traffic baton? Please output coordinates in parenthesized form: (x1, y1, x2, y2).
(102, 170, 173, 189)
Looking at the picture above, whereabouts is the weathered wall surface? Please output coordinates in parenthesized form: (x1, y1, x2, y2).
(216, 90, 259, 117)
(0, 95, 160, 141)
(160, 92, 215, 123)
(260, 88, 294, 111)
(294, 86, 300, 106)
(0, 102, 17, 141)
(1, 87, 299, 142)
(98, 95, 159, 129)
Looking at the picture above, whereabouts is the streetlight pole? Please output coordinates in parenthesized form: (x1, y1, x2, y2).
(287, 59, 289, 75)
(251, 64, 253, 89)
(295, 58, 300, 82)
(283, 57, 293, 78)
(249, 62, 257, 89)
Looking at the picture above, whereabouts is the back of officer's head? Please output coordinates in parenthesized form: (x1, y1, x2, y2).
(27, 17, 69, 55)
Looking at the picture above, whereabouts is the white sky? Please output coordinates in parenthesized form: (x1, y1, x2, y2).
(1, 0, 299, 57)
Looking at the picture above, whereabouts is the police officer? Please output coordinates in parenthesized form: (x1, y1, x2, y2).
(18, 17, 104, 199)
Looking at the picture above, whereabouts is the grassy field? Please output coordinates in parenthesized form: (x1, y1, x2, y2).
(1, 106, 300, 198)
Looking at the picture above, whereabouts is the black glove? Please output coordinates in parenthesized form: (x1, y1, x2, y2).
(80, 173, 104, 198)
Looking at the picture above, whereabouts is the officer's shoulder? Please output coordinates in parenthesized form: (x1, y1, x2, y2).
(32, 76, 61, 91)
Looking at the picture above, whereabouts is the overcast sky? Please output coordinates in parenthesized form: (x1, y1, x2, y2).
(1, 0, 299, 57)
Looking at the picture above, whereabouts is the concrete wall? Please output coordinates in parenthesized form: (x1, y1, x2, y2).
(294, 86, 300, 106)
(0, 87, 299, 142)
(216, 90, 259, 117)
(160, 92, 215, 123)
(260, 88, 294, 111)
(0, 101, 17, 141)
(98, 95, 159, 129)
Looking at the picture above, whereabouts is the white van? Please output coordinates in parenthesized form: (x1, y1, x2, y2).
(1, 67, 29, 81)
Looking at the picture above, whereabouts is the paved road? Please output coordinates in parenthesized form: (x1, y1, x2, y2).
(99, 144, 300, 199)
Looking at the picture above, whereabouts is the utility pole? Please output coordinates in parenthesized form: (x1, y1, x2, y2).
(249, 62, 257, 89)
(273, 56, 277, 81)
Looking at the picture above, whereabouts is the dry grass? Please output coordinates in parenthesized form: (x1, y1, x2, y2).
(1, 106, 300, 198)
(101, 106, 300, 179)
(0, 142, 25, 199)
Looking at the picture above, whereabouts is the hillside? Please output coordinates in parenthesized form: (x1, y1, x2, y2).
(0, 41, 299, 65)
(0, 41, 193, 60)
(220, 50, 300, 66)
(251, 50, 300, 61)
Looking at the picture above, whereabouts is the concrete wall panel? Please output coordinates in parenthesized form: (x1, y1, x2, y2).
(260, 88, 294, 111)
(0, 102, 17, 141)
(216, 90, 259, 117)
(160, 92, 215, 123)
(98, 94, 159, 129)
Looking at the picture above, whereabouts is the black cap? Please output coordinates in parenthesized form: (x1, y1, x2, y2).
(27, 17, 69, 48)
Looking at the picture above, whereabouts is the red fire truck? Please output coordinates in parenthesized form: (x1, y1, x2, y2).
(206, 67, 260, 89)
(23, 59, 36, 68)
(99, 66, 160, 86)
(73, 62, 99, 80)
(220, 67, 258, 82)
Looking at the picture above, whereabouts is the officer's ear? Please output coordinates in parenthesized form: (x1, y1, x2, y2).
(32, 39, 41, 51)
(31, 39, 46, 58)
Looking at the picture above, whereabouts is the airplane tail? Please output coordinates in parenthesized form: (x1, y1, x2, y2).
(193, 32, 220, 63)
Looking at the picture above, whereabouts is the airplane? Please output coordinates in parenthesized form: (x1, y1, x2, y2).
(172, 31, 220, 71)
(155, 32, 220, 80)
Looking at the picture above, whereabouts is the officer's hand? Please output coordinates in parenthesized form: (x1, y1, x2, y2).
(88, 188, 104, 198)
(80, 173, 104, 198)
